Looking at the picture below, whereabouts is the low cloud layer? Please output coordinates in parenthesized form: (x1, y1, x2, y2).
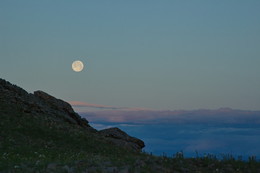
(77, 108, 260, 124)
(90, 121, 260, 158)
(71, 102, 260, 158)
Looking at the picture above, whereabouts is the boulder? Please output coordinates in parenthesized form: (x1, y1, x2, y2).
(34, 90, 90, 128)
(0, 78, 91, 129)
(99, 127, 145, 152)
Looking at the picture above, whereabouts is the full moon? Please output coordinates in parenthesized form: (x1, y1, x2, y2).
(72, 60, 84, 72)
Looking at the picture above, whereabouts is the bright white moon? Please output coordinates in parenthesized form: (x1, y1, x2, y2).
(72, 60, 84, 72)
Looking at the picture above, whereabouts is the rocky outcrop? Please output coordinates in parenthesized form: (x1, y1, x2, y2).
(0, 78, 145, 152)
(99, 127, 145, 152)
(34, 91, 90, 128)
(0, 78, 91, 129)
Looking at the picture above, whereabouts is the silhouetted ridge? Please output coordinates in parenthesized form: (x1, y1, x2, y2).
(0, 78, 144, 152)
(0, 78, 91, 129)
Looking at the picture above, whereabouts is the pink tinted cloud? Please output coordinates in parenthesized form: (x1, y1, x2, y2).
(69, 101, 119, 109)
(69, 101, 260, 124)
(69, 101, 151, 111)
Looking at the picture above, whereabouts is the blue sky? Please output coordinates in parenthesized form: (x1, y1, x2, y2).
(1, 0, 260, 110)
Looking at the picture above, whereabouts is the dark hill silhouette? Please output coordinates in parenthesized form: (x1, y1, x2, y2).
(0, 78, 144, 152)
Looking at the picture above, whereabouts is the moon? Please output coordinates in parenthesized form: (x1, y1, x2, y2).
(72, 60, 84, 72)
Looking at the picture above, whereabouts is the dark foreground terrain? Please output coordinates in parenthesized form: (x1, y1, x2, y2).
(0, 78, 259, 173)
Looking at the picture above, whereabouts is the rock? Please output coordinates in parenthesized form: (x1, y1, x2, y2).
(0, 78, 94, 130)
(34, 90, 90, 128)
(99, 127, 145, 152)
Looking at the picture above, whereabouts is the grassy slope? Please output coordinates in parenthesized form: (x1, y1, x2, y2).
(0, 101, 140, 171)
(1, 101, 260, 172)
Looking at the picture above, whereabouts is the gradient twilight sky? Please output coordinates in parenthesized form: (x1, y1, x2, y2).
(1, 1, 260, 110)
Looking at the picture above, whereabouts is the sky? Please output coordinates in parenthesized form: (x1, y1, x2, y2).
(1, 0, 260, 158)
(1, 0, 260, 110)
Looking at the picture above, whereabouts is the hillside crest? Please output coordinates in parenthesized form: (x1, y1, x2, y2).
(0, 78, 144, 152)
